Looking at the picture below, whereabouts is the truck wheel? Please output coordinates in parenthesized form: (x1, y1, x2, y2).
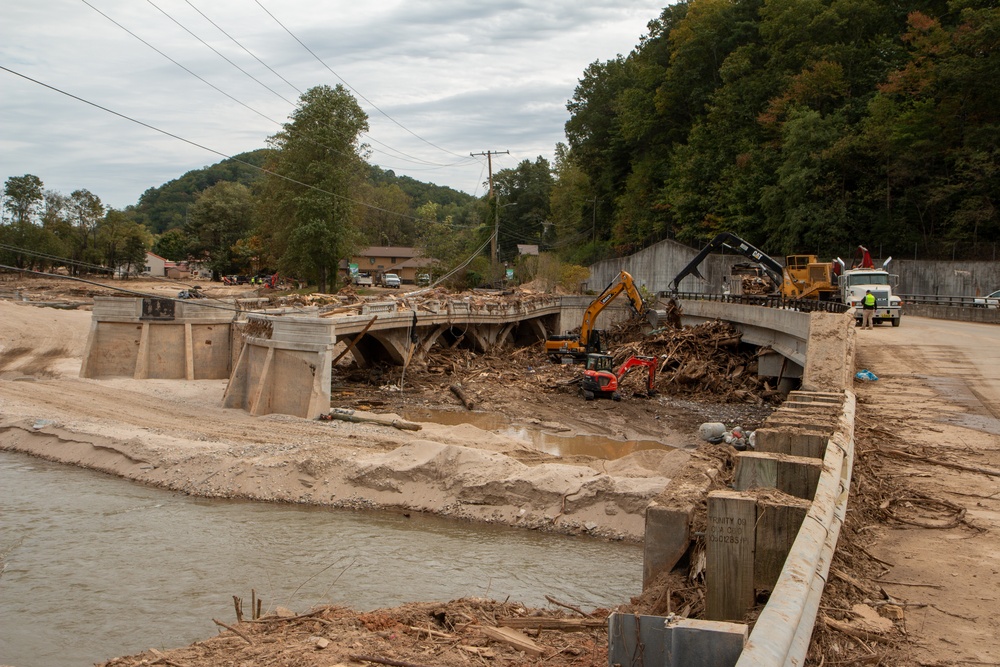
(891, 317, 900, 327)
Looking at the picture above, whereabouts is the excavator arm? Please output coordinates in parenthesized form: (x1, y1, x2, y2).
(669, 232, 783, 293)
(616, 355, 657, 393)
(579, 270, 646, 348)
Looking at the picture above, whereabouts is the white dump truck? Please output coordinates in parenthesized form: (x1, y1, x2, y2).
(836, 247, 903, 327)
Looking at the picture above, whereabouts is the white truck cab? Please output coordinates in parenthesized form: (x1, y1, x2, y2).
(836, 257, 903, 327)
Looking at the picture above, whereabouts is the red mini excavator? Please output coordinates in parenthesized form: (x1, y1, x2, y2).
(579, 353, 658, 401)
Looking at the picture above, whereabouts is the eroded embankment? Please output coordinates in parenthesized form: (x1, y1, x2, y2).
(0, 414, 699, 541)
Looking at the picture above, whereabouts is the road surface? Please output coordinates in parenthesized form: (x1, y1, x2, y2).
(853, 316, 1000, 665)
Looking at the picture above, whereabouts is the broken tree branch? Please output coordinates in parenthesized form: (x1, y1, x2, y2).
(212, 618, 253, 645)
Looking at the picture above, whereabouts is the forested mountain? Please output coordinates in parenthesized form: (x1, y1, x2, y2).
(132, 152, 477, 239)
(131, 149, 269, 235)
(558, 0, 999, 261)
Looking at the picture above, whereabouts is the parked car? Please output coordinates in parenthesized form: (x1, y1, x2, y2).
(973, 289, 1000, 308)
(381, 273, 401, 288)
(416, 273, 431, 286)
(352, 272, 373, 286)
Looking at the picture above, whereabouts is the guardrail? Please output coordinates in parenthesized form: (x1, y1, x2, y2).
(660, 291, 850, 314)
(899, 293, 995, 307)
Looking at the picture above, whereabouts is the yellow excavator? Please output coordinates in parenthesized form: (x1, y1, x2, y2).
(545, 270, 647, 362)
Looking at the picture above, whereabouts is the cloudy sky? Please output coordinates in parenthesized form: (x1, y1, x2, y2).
(1, 1, 665, 210)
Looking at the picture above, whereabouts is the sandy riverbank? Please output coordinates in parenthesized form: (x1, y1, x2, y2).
(0, 298, 722, 542)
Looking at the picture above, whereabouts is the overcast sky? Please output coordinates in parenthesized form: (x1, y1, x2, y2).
(1, 1, 665, 210)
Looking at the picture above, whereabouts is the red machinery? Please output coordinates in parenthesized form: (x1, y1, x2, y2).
(580, 354, 657, 401)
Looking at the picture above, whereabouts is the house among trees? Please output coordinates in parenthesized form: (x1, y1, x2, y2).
(142, 252, 168, 277)
(345, 246, 434, 284)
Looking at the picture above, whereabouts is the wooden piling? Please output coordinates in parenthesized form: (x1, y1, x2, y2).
(706, 490, 757, 622)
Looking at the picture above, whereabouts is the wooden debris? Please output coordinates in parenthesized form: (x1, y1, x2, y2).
(321, 409, 421, 431)
(449, 383, 475, 410)
(212, 618, 253, 645)
(498, 617, 605, 631)
(478, 625, 545, 656)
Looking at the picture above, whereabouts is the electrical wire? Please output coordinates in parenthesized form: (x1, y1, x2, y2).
(0, 64, 455, 228)
(83, 0, 475, 173)
(252, 0, 471, 161)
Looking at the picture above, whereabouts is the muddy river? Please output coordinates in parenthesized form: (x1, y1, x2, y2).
(0, 451, 642, 667)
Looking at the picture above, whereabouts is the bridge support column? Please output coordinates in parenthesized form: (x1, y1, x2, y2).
(223, 315, 335, 419)
(82, 297, 233, 380)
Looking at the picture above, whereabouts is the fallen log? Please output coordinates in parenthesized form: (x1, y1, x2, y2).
(450, 383, 475, 410)
(321, 409, 422, 431)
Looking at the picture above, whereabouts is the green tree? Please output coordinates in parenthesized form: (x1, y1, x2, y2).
(152, 228, 190, 261)
(98, 209, 151, 277)
(356, 182, 414, 246)
(1, 174, 46, 269)
(2, 174, 44, 225)
(492, 157, 554, 262)
(185, 182, 254, 278)
(256, 85, 369, 292)
(67, 189, 105, 273)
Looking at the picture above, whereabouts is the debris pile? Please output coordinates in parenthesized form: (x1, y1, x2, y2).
(99, 597, 613, 667)
(603, 317, 781, 404)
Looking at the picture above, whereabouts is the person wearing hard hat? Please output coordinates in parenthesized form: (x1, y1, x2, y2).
(862, 290, 876, 329)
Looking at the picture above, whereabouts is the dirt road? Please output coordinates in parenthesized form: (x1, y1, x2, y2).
(853, 317, 1000, 665)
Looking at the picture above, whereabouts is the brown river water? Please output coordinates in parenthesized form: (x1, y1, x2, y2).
(0, 450, 642, 667)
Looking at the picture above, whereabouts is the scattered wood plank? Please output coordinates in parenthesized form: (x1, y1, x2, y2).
(478, 625, 545, 656)
(332, 316, 378, 364)
(498, 617, 605, 631)
(822, 615, 895, 645)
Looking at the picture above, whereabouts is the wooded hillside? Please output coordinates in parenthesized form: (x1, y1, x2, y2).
(559, 0, 998, 261)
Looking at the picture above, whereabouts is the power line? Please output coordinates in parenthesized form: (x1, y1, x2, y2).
(82, 0, 475, 174)
(183, 0, 303, 98)
(0, 64, 452, 228)
(146, 0, 297, 106)
(252, 0, 470, 161)
(175, 0, 476, 170)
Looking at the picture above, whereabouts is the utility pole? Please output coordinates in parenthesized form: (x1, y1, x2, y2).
(471, 150, 509, 265)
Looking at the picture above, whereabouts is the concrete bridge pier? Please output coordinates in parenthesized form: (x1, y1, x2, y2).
(222, 315, 335, 419)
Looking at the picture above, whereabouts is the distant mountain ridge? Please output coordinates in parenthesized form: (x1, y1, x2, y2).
(131, 150, 476, 235)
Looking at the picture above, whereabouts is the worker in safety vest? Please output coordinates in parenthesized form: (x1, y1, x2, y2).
(862, 290, 876, 329)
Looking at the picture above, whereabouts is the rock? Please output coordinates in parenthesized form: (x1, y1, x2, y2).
(275, 606, 296, 618)
(312, 636, 330, 649)
(878, 604, 904, 621)
(698, 422, 727, 443)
